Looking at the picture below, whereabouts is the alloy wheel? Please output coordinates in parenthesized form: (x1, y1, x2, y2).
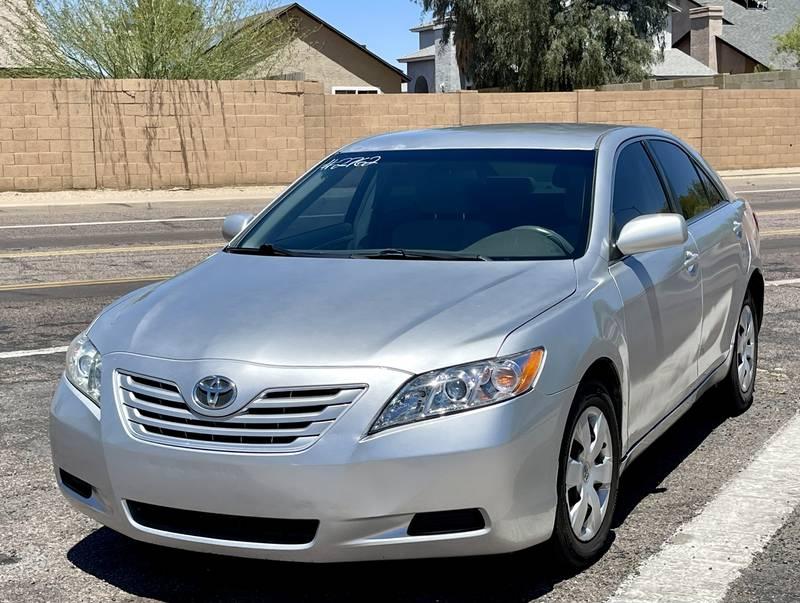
(737, 305, 756, 393)
(565, 406, 614, 542)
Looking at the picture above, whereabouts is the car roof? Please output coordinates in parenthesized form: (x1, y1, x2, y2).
(341, 123, 644, 153)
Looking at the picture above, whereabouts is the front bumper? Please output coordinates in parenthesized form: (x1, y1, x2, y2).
(50, 352, 575, 562)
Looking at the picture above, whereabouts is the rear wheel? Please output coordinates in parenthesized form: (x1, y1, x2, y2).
(552, 381, 620, 567)
(721, 292, 759, 415)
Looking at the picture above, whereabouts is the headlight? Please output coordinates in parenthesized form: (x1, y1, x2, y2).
(369, 348, 545, 434)
(65, 332, 102, 406)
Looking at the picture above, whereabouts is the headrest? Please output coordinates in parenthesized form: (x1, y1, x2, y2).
(484, 177, 535, 200)
(415, 179, 480, 215)
(552, 165, 586, 190)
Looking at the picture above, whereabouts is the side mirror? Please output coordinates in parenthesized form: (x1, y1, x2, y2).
(616, 213, 688, 256)
(222, 213, 254, 242)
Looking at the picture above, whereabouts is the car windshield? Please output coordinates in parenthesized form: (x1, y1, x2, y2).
(232, 148, 596, 260)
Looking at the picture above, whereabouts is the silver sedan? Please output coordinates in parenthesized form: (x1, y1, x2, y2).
(51, 124, 763, 566)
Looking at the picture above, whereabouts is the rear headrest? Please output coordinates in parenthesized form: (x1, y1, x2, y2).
(552, 165, 586, 191)
(415, 179, 480, 215)
(484, 177, 535, 201)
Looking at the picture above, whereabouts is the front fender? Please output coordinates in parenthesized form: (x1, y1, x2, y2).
(497, 274, 630, 451)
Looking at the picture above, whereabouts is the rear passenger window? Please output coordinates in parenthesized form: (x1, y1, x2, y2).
(698, 168, 725, 205)
(649, 141, 713, 220)
(612, 142, 670, 239)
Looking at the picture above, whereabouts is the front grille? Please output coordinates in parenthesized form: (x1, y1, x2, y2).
(117, 371, 365, 453)
(126, 500, 319, 545)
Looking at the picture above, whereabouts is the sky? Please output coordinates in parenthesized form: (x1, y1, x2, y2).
(289, 0, 430, 69)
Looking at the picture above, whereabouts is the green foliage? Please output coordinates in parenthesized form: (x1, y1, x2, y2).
(776, 18, 800, 68)
(0, 0, 297, 79)
(418, 0, 667, 91)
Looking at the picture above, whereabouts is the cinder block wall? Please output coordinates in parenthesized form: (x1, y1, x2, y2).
(91, 79, 306, 189)
(599, 70, 800, 92)
(1, 79, 799, 192)
(701, 90, 800, 170)
(0, 79, 95, 191)
(322, 92, 461, 154)
(576, 90, 703, 150)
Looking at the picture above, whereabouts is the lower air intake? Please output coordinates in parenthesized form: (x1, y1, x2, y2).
(126, 500, 319, 545)
(407, 508, 486, 536)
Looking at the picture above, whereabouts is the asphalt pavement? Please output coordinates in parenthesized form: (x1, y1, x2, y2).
(0, 175, 799, 602)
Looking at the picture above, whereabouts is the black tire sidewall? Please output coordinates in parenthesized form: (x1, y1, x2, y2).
(553, 381, 621, 566)
(728, 293, 758, 413)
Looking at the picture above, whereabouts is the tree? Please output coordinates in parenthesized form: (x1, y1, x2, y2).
(0, 0, 297, 79)
(417, 0, 667, 91)
(776, 18, 800, 68)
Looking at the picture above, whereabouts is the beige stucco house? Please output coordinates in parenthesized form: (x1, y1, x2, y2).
(268, 3, 409, 94)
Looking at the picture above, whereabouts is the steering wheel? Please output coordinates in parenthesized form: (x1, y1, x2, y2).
(510, 226, 574, 255)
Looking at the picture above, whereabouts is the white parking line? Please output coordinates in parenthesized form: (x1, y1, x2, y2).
(0, 216, 224, 230)
(607, 411, 800, 603)
(0, 345, 68, 359)
(735, 187, 800, 194)
(766, 277, 800, 287)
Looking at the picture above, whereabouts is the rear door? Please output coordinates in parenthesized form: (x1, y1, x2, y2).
(608, 141, 703, 446)
(647, 140, 748, 379)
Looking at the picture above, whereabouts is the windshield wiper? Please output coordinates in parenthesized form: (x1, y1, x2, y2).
(226, 243, 298, 257)
(353, 248, 492, 261)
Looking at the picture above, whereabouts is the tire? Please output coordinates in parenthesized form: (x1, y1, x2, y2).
(552, 380, 621, 568)
(720, 291, 759, 416)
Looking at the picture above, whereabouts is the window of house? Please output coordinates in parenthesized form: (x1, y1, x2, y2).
(331, 86, 382, 95)
(612, 142, 671, 239)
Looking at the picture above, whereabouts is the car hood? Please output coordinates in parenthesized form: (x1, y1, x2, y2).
(89, 252, 577, 374)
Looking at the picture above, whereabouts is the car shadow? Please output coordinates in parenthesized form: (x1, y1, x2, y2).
(612, 387, 730, 528)
(67, 529, 595, 602)
(67, 390, 728, 602)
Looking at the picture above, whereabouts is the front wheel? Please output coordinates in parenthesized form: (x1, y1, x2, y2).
(721, 292, 759, 415)
(552, 381, 620, 567)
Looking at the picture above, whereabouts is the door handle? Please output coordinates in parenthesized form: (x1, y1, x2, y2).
(733, 220, 743, 238)
(684, 250, 699, 274)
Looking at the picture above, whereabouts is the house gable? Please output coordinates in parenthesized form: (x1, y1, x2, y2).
(269, 3, 408, 93)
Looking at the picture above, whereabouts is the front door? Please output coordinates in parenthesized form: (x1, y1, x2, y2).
(647, 140, 749, 379)
(608, 141, 703, 446)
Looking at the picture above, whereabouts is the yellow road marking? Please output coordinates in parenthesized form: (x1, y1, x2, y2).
(0, 242, 219, 259)
(0, 275, 171, 292)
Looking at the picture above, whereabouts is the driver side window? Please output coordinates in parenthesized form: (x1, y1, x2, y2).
(612, 142, 671, 240)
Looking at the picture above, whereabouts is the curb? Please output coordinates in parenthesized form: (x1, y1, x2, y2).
(719, 168, 800, 179)
(0, 186, 287, 209)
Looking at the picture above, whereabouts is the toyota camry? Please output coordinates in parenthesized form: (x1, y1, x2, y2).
(50, 124, 763, 566)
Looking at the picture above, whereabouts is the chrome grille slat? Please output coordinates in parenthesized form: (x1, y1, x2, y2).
(127, 423, 320, 452)
(249, 389, 363, 408)
(120, 374, 184, 404)
(121, 390, 348, 424)
(127, 408, 332, 438)
(116, 370, 365, 453)
(121, 391, 195, 419)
